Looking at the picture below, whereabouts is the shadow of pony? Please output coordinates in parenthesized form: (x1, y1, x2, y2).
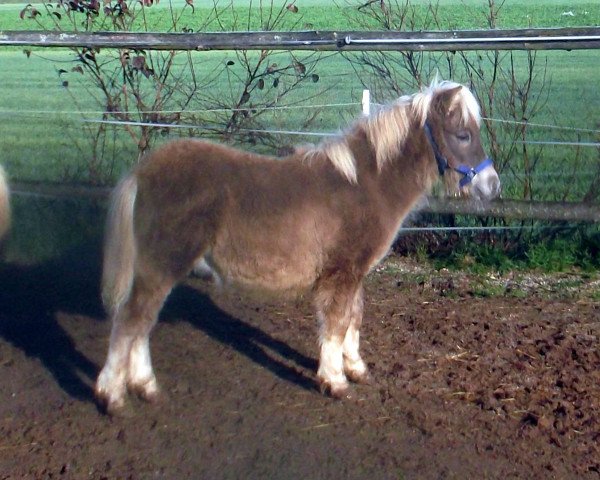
(163, 285, 319, 393)
(0, 239, 319, 403)
(0, 240, 104, 401)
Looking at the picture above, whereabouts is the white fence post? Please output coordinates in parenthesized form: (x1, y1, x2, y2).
(362, 89, 371, 116)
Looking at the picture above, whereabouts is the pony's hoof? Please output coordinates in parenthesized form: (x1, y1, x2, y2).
(129, 379, 162, 404)
(95, 391, 126, 416)
(346, 369, 373, 385)
(143, 388, 164, 404)
(319, 379, 351, 400)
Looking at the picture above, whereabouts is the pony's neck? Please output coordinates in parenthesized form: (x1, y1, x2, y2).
(357, 114, 437, 187)
(353, 119, 438, 215)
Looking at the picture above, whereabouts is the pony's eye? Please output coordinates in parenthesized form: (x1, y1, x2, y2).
(456, 132, 471, 142)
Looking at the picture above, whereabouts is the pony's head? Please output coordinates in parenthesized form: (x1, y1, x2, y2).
(423, 81, 501, 200)
(315, 80, 500, 199)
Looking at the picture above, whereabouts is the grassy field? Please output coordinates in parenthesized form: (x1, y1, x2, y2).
(0, 0, 598, 198)
(0, 0, 598, 268)
(1, 0, 600, 30)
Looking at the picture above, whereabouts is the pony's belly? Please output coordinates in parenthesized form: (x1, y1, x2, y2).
(196, 250, 320, 295)
(204, 213, 335, 294)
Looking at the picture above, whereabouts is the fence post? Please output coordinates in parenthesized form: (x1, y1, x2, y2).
(362, 89, 371, 116)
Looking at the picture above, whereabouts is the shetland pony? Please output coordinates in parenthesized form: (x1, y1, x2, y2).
(96, 80, 501, 414)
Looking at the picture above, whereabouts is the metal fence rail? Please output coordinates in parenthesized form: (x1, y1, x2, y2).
(2, 27, 600, 51)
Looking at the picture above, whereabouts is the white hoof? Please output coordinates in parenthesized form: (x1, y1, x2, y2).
(128, 376, 161, 403)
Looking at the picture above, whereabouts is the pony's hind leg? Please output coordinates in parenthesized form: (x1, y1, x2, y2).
(314, 279, 362, 398)
(96, 307, 136, 413)
(96, 272, 173, 414)
(342, 286, 371, 384)
(127, 329, 160, 402)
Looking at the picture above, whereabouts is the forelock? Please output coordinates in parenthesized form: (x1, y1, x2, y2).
(437, 80, 481, 126)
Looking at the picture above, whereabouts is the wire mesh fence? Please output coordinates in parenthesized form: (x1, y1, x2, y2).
(0, 45, 598, 243)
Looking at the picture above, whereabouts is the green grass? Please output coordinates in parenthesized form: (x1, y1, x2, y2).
(428, 225, 600, 274)
(0, 46, 598, 192)
(2, 0, 600, 30)
(0, 0, 598, 269)
(0, 1, 598, 189)
(0, 46, 364, 182)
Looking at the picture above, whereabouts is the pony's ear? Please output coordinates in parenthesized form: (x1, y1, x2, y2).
(433, 86, 462, 116)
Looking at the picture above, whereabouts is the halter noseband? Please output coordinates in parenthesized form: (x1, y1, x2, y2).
(424, 121, 493, 188)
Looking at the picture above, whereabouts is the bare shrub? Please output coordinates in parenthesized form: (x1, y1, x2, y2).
(339, 0, 554, 203)
(20, 0, 326, 182)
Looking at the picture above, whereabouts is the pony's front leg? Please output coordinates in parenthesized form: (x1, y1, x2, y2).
(314, 282, 361, 398)
(317, 327, 348, 398)
(342, 287, 371, 384)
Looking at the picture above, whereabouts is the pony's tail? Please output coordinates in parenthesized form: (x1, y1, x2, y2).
(0, 165, 10, 240)
(102, 174, 138, 316)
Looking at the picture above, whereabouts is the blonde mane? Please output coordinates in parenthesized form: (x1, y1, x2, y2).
(310, 80, 481, 184)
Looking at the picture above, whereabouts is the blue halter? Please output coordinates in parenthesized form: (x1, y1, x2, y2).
(424, 121, 493, 188)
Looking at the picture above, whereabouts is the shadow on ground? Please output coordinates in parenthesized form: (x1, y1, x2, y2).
(0, 240, 318, 403)
(0, 240, 103, 401)
(165, 285, 319, 392)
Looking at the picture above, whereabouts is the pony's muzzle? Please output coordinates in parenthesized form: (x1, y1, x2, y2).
(469, 165, 501, 200)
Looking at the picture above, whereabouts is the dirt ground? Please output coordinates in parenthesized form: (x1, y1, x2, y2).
(0, 243, 599, 479)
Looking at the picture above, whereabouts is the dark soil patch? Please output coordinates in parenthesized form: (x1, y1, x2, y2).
(0, 248, 598, 479)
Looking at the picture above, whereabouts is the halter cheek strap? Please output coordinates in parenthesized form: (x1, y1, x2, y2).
(424, 121, 493, 188)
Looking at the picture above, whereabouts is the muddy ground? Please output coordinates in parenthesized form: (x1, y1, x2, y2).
(0, 242, 599, 479)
